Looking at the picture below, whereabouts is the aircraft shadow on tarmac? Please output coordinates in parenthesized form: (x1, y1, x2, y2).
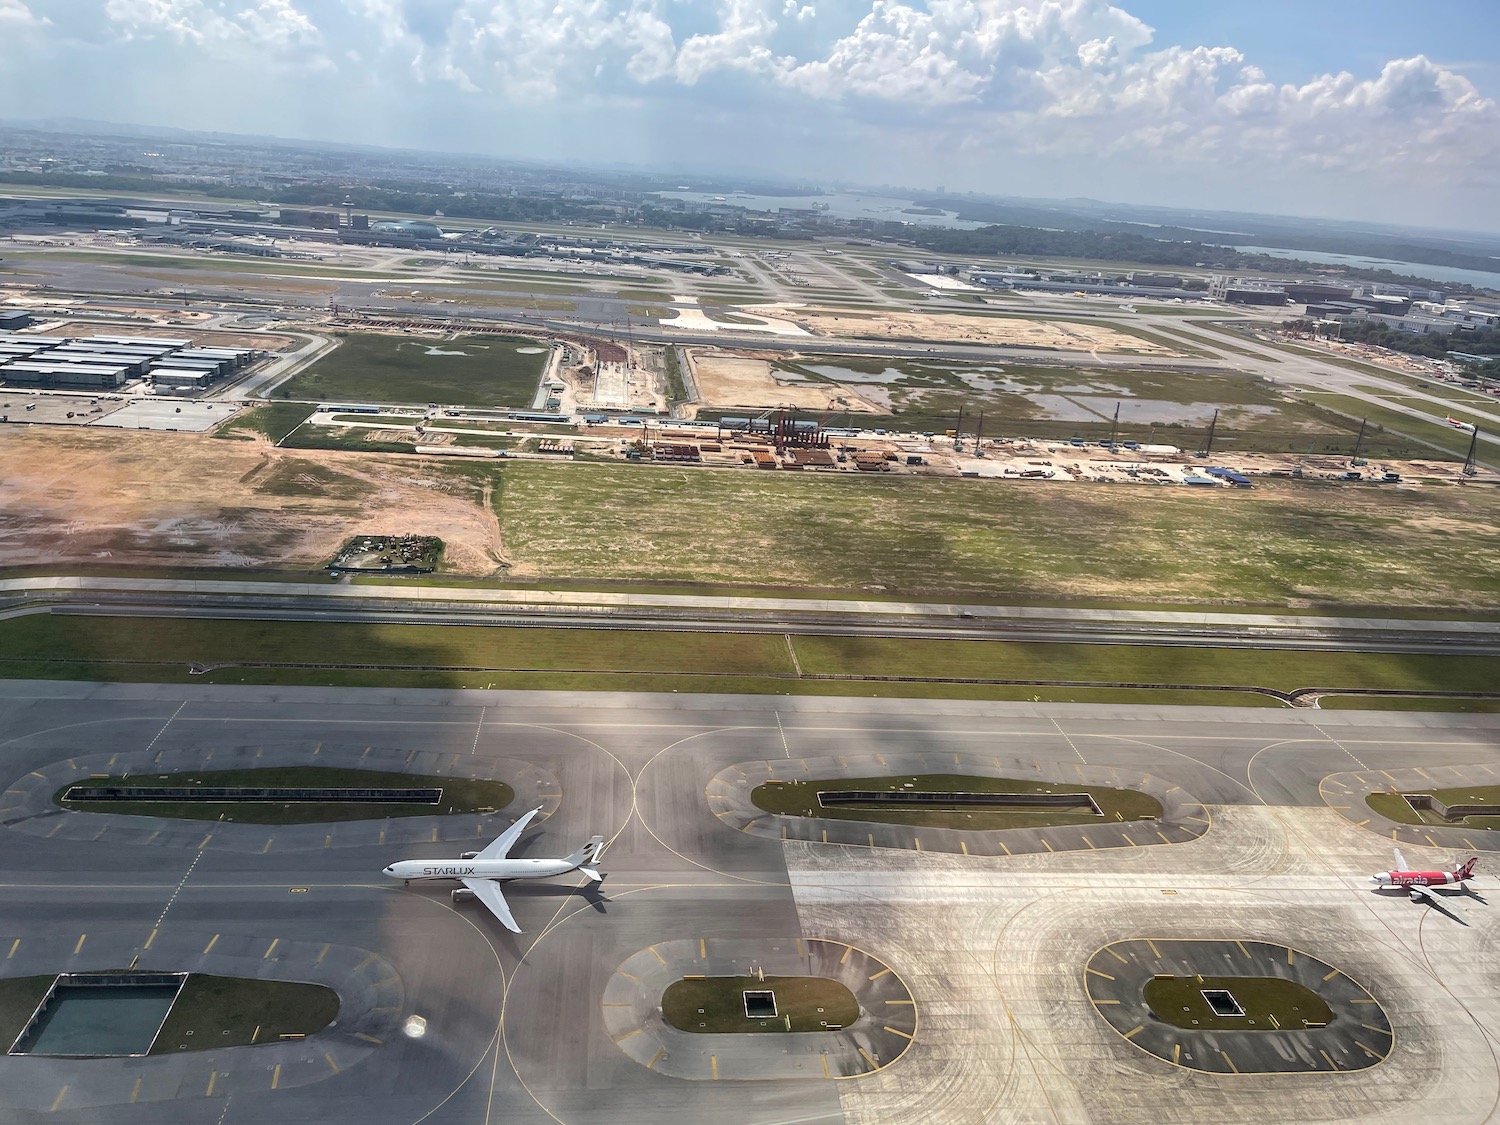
(1375, 885, 1484, 925)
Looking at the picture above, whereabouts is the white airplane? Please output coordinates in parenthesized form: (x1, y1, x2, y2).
(382, 806, 605, 933)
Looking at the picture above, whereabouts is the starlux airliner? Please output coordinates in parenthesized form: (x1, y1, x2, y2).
(383, 806, 604, 933)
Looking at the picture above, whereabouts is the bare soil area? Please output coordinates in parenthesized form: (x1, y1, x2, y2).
(752, 306, 1176, 353)
(46, 321, 298, 351)
(686, 349, 886, 413)
(0, 428, 504, 574)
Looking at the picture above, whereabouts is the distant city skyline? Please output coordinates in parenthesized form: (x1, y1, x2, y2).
(2, 1, 1497, 230)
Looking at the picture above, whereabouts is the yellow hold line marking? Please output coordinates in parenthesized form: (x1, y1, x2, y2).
(841, 944, 853, 965)
(1220, 1051, 1238, 1074)
(1173, 1043, 1181, 1064)
(710, 1054, 718, 1079)
(263, 938, 279, 959)
(271, 1064, 282, 1090)
(325, 1052, 340, 1074)
(1145, 939, 1160, 958)
(700, 938, 707, 959)
(1319, 1049, 1337, 1070)
(7, 939, 20, 959)
(999, 841, 1012, 855)
(206, 1072, 217, 1097)
(614, 1028, 641, 1043)
(1107, 947, 1128, 964)
(821, 1053, 830, 1078)
(1323, 968, 1340, 982)
(884, 1026, 914, 1040)
(1086, 968, 1115, 980)
(1094, 999, 1120, 1005)
(858, 1047, 877, 1067)
(1361, 1021, 1392, 1033)
(73, 934, 86, 955)
(203, 934, 219, 954)
(50, 1086, 68, 1112)
(354, 1032, 382, 1045)
(617, 971, 640, 982)
(960, 841, 969, 855)
(884, 998, 914, 1005)
(1122, 1025, 1144, 1040)
(648, 1047, 666, 1070)
(649, 946, 666, 964)
(144, 928, 157, 950)
(869, 968, 891, 981)
(129, 1078, 142, 1104)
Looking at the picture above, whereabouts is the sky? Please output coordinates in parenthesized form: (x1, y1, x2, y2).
(2, 0, 1498, 230)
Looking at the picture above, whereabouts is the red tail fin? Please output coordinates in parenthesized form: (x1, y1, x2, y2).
(1458, 856, 1479, 880)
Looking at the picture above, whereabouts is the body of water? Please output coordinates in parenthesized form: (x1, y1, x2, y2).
(1233, 245, 1500, 291)
(649, 191, 987, 230)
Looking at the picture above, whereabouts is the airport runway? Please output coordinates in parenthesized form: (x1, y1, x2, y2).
(1, 683, 1498, 1124)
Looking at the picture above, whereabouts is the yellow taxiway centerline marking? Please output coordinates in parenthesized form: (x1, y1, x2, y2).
(202, 934, 219, 954)
(271, 1064, 281, 1090)
(73, 934, 86, 955)
(1220, 1051, 1238, 1074)
(7, 939, 19, 959)
(1107, 947, 1128, 964)
(869, 968, 891, 981)
(821, 1053, 830, 1078)
(263, 938, 279, 959)
(960, 841, 969, 855)
(614, 1028, 641, 1043)
(858, 1047, 877, 1068)
(1086, 968, 1115, 980)
(354, 1032, 382, 1045)
(129, 1078, 141, 1104)
(50, 1086, 68, 1112)
(1323, 968, 1340, 982)
(700, 938, 707, 959)
(650, 946, 665, 964)
(143, 928, 157, 950)
(325, 1053, 339, 1074)
(1122, 1025, 1143, 1040)
(710, 1054, 718, 1079)
(1319, 1049, 1337, 1070)
(206, 1072, 217, 1097)
(841, 945, 853, 965)
(884, 1026, 914, 1040)
(648, 1047, 666, 1070)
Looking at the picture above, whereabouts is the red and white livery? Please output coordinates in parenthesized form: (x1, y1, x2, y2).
(1370, 848, 1478, 904)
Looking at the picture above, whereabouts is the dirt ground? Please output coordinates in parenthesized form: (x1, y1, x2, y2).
(686, 349, 886, 413)
(45, 321, 298, 351)
(0, 428, 505, 574)
(751, 305, 1175, 353)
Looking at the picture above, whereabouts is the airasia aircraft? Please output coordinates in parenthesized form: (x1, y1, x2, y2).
(1370, 848, 1478, 905)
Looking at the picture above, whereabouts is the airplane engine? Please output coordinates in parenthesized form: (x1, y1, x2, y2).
(451, 889, 477, 904)
(1409, 889, 1424, 901)
(460, 851, 480, 860)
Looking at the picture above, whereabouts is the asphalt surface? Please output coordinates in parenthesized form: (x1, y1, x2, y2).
(0, 684, 1498, 1124)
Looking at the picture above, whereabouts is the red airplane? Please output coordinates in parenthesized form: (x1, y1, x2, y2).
(1370, 848, 1478, 905)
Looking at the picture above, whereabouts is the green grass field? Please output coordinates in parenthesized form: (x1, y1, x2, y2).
(273, 333, 548, 408)
(3, 614, 1495, 705)
(0, 976, 55, 1046)
(213, 402, 314, 443)
(152, 975, 339, 1052)
(751, 773, 1161, 830)
(1366, 786, 1500, 830)
(57, 766, 515, 824)
(1142, 975, 1332, 1032)
(489, 462, 1500, 607)
(661, 975, 859, 1033)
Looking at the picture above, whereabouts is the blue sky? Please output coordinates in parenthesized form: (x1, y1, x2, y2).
(2, 0, 1497, 229)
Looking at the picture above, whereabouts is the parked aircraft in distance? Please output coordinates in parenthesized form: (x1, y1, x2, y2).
(1371, 848, 1477, 907)
(383, 806, 605, 933)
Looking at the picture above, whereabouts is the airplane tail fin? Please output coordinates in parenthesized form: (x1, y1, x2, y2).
(1459, 856, 1479, 881)
(567, 835, 605, 873)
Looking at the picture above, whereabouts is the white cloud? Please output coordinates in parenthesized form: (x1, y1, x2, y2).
(104, 0, 327, 64)
(0, 0, 47, 24)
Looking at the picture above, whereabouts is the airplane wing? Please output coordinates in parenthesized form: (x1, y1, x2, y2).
(473, 806, 543, 862)
(1393, 847, 1409, 872)
(462, 878, 521, 933)
(1408, 882, 1468, 921)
